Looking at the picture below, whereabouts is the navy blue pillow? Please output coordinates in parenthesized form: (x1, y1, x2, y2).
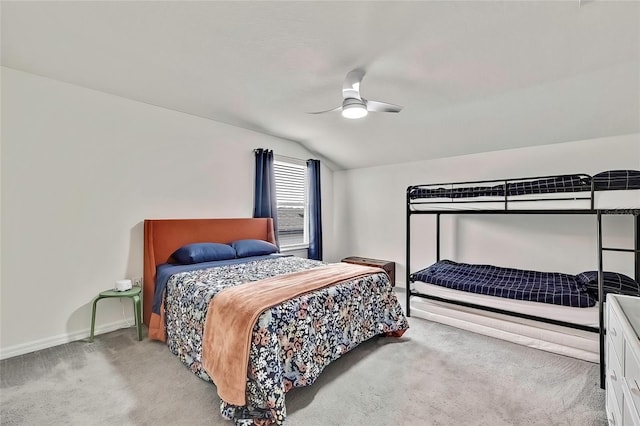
(230, 239, 278, 258)
(576, 271, 640, 300)
(593, 170, 640, 190)
(171, 242, 237, 264)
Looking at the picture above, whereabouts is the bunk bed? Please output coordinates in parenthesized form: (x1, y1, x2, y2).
(405, 170, 640, 388)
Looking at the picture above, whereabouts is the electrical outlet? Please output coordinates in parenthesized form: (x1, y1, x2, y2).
(132, 277, 143, 287)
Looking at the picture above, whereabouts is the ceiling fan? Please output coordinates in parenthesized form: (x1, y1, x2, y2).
(308, 68, 403, 119)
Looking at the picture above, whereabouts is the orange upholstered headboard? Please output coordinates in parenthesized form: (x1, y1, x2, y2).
(143, 218, 275, 325)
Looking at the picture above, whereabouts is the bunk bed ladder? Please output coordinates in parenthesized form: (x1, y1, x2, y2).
(597, 211, 605, 389)
(597, 212, 640, 389)
(406, 190, 411, 317)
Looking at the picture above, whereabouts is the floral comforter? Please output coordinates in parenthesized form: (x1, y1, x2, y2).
(164, 256, 409, 425)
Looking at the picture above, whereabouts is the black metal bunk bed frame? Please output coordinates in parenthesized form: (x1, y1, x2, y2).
(405, 174, 640, 389)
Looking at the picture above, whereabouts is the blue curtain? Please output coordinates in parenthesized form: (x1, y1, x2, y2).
(307, 159, 323, 260)
(253, 149, 279, 246)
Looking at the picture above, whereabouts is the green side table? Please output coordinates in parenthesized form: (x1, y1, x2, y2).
(89, 286, 142, 342)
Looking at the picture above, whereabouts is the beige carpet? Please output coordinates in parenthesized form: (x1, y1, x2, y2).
(1, 316, 605, 426)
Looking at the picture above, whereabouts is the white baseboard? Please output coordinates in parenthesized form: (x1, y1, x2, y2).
(0, 318, 137, 360)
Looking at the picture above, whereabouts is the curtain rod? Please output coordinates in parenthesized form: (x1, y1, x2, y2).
(253, 149, 310, 163)
(276, 154, 308, 163)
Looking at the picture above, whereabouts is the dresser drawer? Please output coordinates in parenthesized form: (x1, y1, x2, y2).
(608, 381, 623, 426)
(609, 307, 625, 363)
(623, 383, 640, 426)
(607, 296, 640, 426)
(625, 342, 640, 423)
(608, 340, 624, 415)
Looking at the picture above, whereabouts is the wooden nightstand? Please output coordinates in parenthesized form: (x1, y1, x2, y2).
(341, 256, 395, 287)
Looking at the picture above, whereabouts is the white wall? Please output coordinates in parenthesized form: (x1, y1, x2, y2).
(2, 66, 637, 358)
(333, 134, 640, 287)
(0, 68, 334, 358)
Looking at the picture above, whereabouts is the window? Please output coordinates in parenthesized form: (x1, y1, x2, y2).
(274, 157, 307, 248)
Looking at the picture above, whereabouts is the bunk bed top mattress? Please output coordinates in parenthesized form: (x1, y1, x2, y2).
(408, 170, 640, 211)
(410, 170, 640, 199)
(411, 260, 596, 308)
(409, 189, 640, 211)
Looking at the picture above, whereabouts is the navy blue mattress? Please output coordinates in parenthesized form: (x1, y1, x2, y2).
(410, 170, 640, 200)
(411, 260, 596, 308)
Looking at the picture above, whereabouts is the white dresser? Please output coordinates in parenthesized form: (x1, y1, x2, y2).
(606, 294, 640, 426)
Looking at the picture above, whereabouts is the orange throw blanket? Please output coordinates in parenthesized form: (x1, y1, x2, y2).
(201, 262, 383, 406)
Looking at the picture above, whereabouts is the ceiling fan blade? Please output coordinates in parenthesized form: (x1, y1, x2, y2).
(366, 100, 403, 113)
(306, 106, 342, 114)
(342, 68, 365, 100)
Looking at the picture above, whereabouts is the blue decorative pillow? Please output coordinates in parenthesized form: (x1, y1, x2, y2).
(171, 242, 237, 264)
(576, 271, 640, 300)
(230, 239, 279, 258)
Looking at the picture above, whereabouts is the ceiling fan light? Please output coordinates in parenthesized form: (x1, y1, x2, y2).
(342, 103, 368, 119)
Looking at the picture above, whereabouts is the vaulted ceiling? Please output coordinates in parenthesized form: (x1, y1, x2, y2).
(2, 1, 639, 170)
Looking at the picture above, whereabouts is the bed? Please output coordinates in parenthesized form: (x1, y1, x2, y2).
(143, 218, 409, 425)
(405, 170, 640, 386)
(409, 260, 639, 362)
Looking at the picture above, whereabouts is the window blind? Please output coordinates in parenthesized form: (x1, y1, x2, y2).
(274, 159, 307, 247)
